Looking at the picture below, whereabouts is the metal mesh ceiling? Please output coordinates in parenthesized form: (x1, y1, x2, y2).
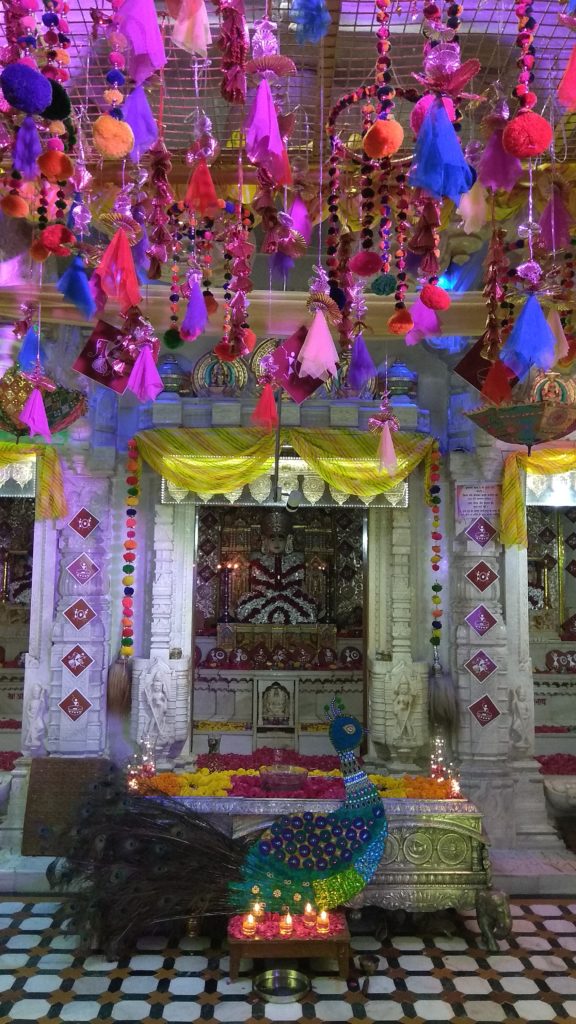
(63, 0, 574, 166)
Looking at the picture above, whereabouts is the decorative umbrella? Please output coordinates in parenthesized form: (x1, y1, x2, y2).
(466, 401, 576, 454)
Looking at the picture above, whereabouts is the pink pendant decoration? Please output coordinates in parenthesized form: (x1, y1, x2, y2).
(558, 44, 576, 110)
(127, 346, 164, 402)
(18, 387, 51, 442)
(246, 79, 291, 186)
(378, 420, 397, 473)
(251, 382, 278, 431)
(548, 309, 570, 362)
(297, 310, 339, 381)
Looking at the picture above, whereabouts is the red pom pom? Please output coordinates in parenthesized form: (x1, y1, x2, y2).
(349, 251, 382, 277)
(38, 224, 75, 256)
(363, 118, 404, 158)
(420, 283, 451, 310)
(502, 111, 553, 158)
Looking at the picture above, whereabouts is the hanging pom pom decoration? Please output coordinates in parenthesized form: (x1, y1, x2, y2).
(123, 84, 159, 162)
(172, 0, 212, 57)
(92, 6, 134, 160)
(57, 255, 96, 319)
(502, 1, 552, 159)
(408, 98, 475, 205)
(539, 186, 572, 253)
(297, 310, 339, 381)
(499, 293, 556, 381)
(290, 0, 331, 44)
(127, 345, 164, 402)
(90, 229, 142, 313)
(251, 382, 279, 431)
(107, 438, 140, 715)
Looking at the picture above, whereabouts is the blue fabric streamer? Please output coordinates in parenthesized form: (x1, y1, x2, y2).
(57, 255, 96, 320)
(290, 0, 331, 43)
(123, 84, 158, 162)
(500, 294, 556, 381)
(18, 327, 45, 372)
(408, 98, 475, 205)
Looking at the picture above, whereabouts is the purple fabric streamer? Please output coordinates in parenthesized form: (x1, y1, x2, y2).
(246, 79, 286, 183)
(539, 187, 572, 252)
(478, 129, 522, 192)
(180, 277, 207, 340)
(123, 85, 158, 162)
(118, 0, 167, 85)
(13, 115, 42, 180)
(348, 334, 376, 388)
(289, 194, 312, 244)
(411, 297, 441, 334)
(18, 388, 51, 441)
(127, 346, 164, 401)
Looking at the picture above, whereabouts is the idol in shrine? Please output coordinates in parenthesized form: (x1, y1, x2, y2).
(236, 510, 317, 624)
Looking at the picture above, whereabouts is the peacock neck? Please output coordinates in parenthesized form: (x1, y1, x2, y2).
(339, 749, 380, 810)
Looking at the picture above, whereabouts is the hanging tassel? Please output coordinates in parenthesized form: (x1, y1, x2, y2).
(17, 327, 46, 373)
(379, 421, 397, 473)
(270, 251, 294, 282)
(107, 655, 132, 714)
(184, 158, 221, 217)
(290, 0, 331, 43)
(348, 334, 376, 389)
(500, 294, 556, 380)
(478, 129, 522, 192)
(172, 0, 212, 56)
(547, 308, 570, 362)
(180, 275, 208, 340)
(457, 179, 488, 234)
(19, 387, 51, 442)
(251, 382, 278, 431)
(246, 79, 292, 186)
(127, 346, 164, 402)
(481, 359, 514, 404)
(12, 115, 42, 180)
(558, 44, 576, 111)
(123, 85, 159, 162)
(539, 187, 572, 252)
(297, 310, 339, 381)
(57, 255, 96, 319)
(289, 194, 312, 244)
(408, 98, 475, 205)
(90, 228, 142, 313)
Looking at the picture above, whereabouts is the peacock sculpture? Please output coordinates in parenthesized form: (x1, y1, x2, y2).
(48, 699, 387, 955)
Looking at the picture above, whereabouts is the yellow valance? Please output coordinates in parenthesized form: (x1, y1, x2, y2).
(501, 447, 576, 548)
(135, 427, 437, 499)
(0, 442, 67, 519)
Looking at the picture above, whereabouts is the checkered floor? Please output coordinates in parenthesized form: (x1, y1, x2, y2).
(1, 900, 576, 1023)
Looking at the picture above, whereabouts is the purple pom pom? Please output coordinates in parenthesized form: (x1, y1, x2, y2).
(12, 115, 41, 180)
(0, 62, 52, 114)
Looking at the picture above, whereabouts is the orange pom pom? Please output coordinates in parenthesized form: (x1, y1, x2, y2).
(37, 149, 74, 182)
(387, 307, 414, 335)
(204, 292, 219, 316)
(30, 239, 50, 262)
(420, 283, 451, 310)
(93, 114, 134, 160)
(1, 193, 29, 218)
(502, 111, 553, 158)
(363, 118, 404, 159)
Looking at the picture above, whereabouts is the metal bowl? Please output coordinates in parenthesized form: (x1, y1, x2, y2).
(259, 765, 309, 792)
(253, 968, 310, 1003)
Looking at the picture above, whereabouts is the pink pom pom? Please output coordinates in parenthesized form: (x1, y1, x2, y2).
(410, 94, 455, 134)
(46, 138, 64, 150)
(349, 251, 381, 276)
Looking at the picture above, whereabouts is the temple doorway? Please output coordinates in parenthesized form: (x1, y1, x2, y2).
(192, 505, 366, 753)
(0, 496, 35, 765)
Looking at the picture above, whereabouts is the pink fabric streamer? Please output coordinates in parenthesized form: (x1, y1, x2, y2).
(547, 308, 570, 362)
(118, 0, 167, 85)
(18, 388, 51, 442)
(289, 194, 312, 244)
(405, 328, 424, 347)
(379, 421, 397, 473)
(539, 188, 572, 252)
(172, 0, 212, 57)
(90, 229, 142, 313)
(246, 79, 291, 186)
(297, 310, 339, 381)
(411, 297, 441, 334)
(478, 129, 522, 193)
(127, 346, 164, 401)
(558, 44, 576, 111)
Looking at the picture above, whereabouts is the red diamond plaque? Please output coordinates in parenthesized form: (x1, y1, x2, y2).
(566, 533, 576, 550)
(538, 526, 556, 545)
(63, 599, 97, 631)
(464, 650, 498, 683)
(465, 604, 497, 637)
(466, 561, 499, 593)
(66, 553, 100, 586)
(68, 508, 100, 539)
(541, 553, 557, 569)
(469, 694, 501, 727)
(566, 561, 576, 578)
(465, 517, 497, 548)
(61, 644, 94, 677)
(59, 689, 91, 721)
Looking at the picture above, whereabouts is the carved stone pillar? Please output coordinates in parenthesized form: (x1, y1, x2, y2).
(366, 508, 391, 757)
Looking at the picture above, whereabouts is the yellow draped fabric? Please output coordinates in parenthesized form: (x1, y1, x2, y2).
(0, 442, 67, 519)
(501, 447, 576, 548)
(135, 427, 436, 499)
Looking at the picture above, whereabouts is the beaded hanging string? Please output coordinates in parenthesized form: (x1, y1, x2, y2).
(102, 0, 128, 123)
(427, 441, 444, 652)
(120, 438, 140, 659)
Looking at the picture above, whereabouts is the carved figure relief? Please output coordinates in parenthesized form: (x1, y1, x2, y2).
(509, 686, 532, 751)
(22, 682, 47, 753)
(140, 660, 172, 747)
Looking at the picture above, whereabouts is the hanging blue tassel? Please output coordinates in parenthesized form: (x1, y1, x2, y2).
(290, 0, 331, 43)
(17, 327, 45, 372)
(13, 115, 42, 180)
(270, 251, 294, 282)
(348, 334, 376, 389)
(408, 98, 475, 205)
(123, 84, 158, 163)
(57, 255, 96, 319)
(499, 294, 556, 381)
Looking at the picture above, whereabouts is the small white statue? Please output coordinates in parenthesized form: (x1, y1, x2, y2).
(509, 686, 532, 750)
(22, 682, 47, 752)
(391, 677, 416, 744)
(141, 669, 170, 746)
